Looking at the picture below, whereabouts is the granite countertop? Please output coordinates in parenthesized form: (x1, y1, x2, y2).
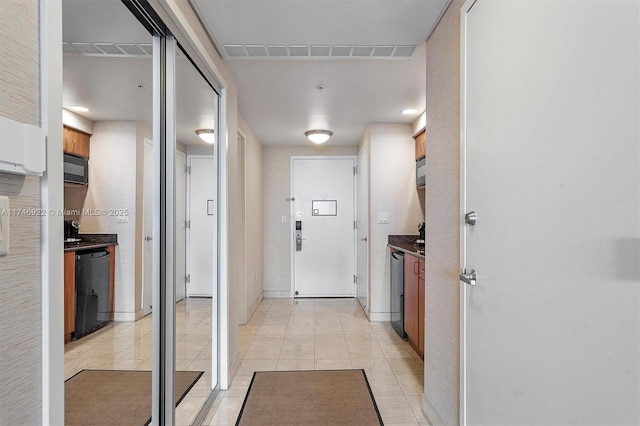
(387, 235, 425, 259)
(64, 234, 118, 252)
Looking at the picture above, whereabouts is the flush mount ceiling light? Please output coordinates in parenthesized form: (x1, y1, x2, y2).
(196, 128, 215, 144)
(69, 105, 90, 113)
(402, 108, 418, 115)
(305, 129, 333, 144)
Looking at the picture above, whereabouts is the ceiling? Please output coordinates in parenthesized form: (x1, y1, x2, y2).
(191, 0, 451, 146)
(62, 0, 216, 146)
(62, 0, 450, 147)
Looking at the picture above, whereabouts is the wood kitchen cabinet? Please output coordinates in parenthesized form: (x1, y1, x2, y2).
(64, 251, 76, 343)
(414, 129, 426, 160)
(63, 126, 91, 159)
(404, 253, 425, 359)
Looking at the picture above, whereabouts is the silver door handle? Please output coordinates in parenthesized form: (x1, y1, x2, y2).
(460, 268, 476, 286)
(145, 236, 152, 241)
(465, 211, 477, 226)
(360, 237, 367, 241)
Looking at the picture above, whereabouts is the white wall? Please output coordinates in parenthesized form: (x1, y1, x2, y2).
(422, 0, 464, 423)
(0, 1, 43, 423)
(77, 121, 151, 321)
(239, 116, 264, 318)
(262, 145, 357, 296)
(361, 124, 424, 321)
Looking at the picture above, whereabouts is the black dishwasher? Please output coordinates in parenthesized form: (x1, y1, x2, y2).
(390, 250, 406, 339)
(74, 249, 111, 339)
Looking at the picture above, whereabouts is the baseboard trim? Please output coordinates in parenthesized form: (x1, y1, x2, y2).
(368, 312, 391, 322)
(247, 292, 264, 319)
(422, 392, 446, 426)
(113, 312, 136, 322)
(263, 290, 292, 298)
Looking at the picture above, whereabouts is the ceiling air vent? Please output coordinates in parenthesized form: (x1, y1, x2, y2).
(245, 44, 267, 57)
(289, 45, 309, 57)
(331, 45, 352, 56)
(266, 45, 288, 56)
(310, 45, 331, 56)
(352, 45, 374, 57)
(372, 45, 395, 57)
(218, 43, 418, 59)
(223, 45, 246, 57)
(393, 45, 417, 57)
(93, 43, 125, 55)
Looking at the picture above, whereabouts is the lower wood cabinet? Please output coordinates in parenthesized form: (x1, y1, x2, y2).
(404, 253, 425, 359)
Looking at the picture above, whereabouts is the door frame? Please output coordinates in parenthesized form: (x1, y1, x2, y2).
(289, 155, 358, 298)
(175, 150, 187, 302)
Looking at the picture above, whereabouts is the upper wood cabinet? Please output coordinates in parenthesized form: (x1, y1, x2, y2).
(414, 129, 426, 160)
(63, 126, 91, 159)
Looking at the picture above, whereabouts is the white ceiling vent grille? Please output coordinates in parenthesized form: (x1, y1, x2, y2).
(266, 45, 288, 57)
(310, 45, 331, 56)
(289, 45, 309, 57)
(245, 45, 267, 57)
(372, 45, 396, 57)
(352, 45, 374, 57)
(63, 42, 182, 57)
(393, 45, 417, 57)
(221, 44, 417, 59)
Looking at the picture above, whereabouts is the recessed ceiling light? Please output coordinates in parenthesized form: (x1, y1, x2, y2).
(69, 105, 90, 113)
(196, 129, 215, 144)
(305, 129, 333, 144)
(402, 108, 418, 115)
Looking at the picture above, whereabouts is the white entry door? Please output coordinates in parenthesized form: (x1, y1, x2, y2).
(461, 1, 639, 424)
(356, 147, 369, 312)
(292, 157, 356, 297)
(175, 151, 187, 302)
(187, 156, 216, 297)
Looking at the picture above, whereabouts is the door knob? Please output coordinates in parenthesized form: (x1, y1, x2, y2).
(360, 237, 368, 242)
(145, 236, 152, 241)
(460, 268, 476, 286)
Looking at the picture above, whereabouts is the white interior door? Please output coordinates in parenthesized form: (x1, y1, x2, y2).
(292, 157, 356, 297)
(356, 147, 369, 312)
(142, 138, 154, 315)
(188, 156, 216, 297)
(461, 1, 639, 424)
(175, 151, 187, 302)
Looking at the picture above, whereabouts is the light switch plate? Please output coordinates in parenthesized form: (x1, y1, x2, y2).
(378, 213, 389, 224)
(0, 195, 9, 256)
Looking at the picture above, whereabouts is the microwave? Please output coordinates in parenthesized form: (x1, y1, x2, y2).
(64, 153, 88, 185)
(416, 157, 426, 187)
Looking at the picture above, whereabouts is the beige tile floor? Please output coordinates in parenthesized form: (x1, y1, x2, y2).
(203, 298, 428, 426)
(64, 297, 214, 425)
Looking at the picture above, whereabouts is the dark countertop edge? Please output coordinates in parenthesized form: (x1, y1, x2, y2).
(78, 233, 118, 244)
(64, 239, 118, 252)
(388, 243, 425, 259)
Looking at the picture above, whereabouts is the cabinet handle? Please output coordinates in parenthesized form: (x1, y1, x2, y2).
(414, 261, 418, 274)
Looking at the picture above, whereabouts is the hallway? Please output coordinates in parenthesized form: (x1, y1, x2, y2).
(205, 298, 427, 425)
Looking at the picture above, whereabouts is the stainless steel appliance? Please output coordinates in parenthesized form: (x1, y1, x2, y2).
(390, 250, 406, 339)
(74, 249, 110, 339)
(416, 222, 425, 245)
(416, 157, 426, 187)
(64, 220, 80, 242)
(64, 153, 88, 185)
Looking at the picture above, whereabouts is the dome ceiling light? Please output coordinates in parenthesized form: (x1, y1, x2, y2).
(195, 128, 215, 144)
(305, 129, 333, 144)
